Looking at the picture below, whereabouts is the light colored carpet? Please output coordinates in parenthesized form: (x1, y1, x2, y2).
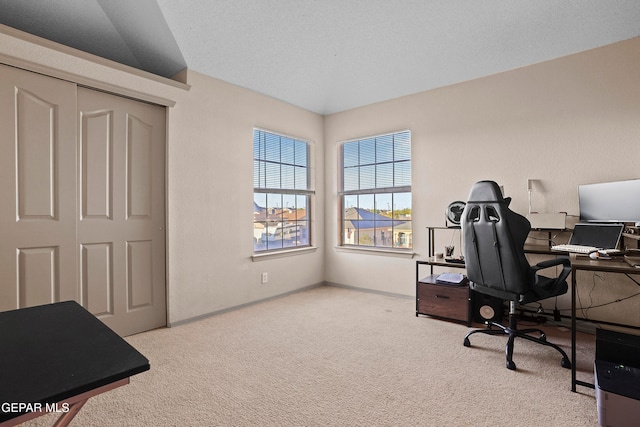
(21, 285, 598, 426)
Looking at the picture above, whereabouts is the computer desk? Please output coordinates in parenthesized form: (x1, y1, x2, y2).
(525, 244, 640, 390)
(566, 255, 640, 392)
(0, 301, 149, 426)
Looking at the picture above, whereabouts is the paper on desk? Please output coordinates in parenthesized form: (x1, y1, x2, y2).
(435, 273, 466, 284)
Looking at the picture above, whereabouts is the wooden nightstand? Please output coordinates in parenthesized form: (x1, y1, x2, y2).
(416, 273, 471, 325)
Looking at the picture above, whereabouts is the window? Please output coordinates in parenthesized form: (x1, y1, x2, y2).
(253, 129, 312, 252)
(340, 130, 411, 249)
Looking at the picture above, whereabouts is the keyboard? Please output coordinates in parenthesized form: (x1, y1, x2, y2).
(551, 244, 599, 254)
(551, 244, 622, 255)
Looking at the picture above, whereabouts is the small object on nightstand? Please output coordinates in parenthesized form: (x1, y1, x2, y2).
(435, 272, 467, 285)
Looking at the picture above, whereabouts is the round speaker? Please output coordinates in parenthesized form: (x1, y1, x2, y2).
(478, 305, 496, 321)
(445, 201, 466, 225)
(472, 292, 504, 323)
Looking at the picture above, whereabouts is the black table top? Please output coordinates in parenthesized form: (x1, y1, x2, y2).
(0, 301, 149, 422)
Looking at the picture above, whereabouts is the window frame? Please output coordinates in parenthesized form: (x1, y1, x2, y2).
(339, 130, 412, 251)
(253, 128, 314, 254)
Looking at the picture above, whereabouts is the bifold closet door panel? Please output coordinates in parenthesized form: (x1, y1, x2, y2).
(0, 63, 78, 311)
(77, 87, 166, 336)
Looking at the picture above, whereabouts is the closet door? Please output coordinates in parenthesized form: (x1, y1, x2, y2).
(0, 64, 79, 310)
(77, 88, 166, 336)
(0, 64, 166, 336)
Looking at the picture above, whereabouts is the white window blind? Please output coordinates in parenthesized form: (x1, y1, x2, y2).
(341, 130, 412, 249)
(253, 129, 312, 252)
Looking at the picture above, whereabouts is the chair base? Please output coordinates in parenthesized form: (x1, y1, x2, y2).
(463, 309, 572, 371)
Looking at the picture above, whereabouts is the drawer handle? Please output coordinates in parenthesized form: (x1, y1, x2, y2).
(435, 294, 450, 299)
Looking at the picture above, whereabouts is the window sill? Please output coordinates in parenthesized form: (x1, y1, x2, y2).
(334, 246, 416, 258)
(252, 246, 318, 261)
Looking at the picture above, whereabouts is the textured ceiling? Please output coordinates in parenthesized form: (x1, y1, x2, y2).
(1, 0, 640, 115)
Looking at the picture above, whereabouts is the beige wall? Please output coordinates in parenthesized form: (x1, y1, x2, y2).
(324, 36, 640, 327)
(166, 70, 325, 324)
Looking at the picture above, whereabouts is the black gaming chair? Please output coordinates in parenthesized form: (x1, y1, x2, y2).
(461, 180, 572, 370)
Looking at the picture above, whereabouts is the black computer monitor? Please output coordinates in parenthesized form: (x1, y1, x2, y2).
(578, 178, 640, 223)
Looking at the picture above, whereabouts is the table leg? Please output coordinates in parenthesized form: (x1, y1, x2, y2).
(571, 265, 577, 392)
(0, 378, 130, 427)
(52, 399, 87, 427)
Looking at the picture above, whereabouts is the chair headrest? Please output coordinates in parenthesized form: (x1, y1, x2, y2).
(467, 180, 510, 204)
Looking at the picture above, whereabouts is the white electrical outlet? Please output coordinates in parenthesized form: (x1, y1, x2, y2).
(261, 272, 268, 284)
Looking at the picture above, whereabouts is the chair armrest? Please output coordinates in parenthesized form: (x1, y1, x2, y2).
(533, 257, 571, 270)
(532, 257, 571, 286)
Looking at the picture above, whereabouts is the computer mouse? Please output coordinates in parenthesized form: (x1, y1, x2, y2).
(588, 251, 610, 259)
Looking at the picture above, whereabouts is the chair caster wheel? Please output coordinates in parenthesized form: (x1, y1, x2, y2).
(540, 334, 547, 342)
(463, 338, 471, 347)
(561, 358, 572, 369)
(506, 360, 516, 370)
